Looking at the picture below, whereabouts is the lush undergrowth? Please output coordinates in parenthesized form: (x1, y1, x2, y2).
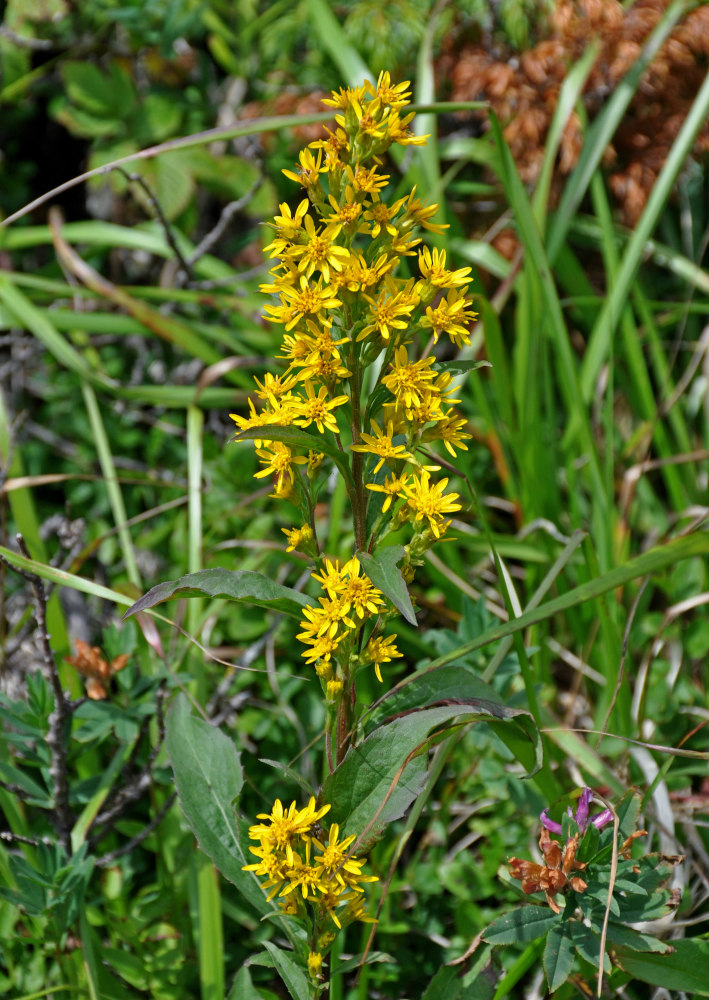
(1, 1, 709, 998)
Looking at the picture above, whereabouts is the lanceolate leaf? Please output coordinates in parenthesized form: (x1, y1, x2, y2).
(366, 667, 542, 776)
(123, 568, 314, 621)
(323, 703, 540, 853)
(483, 906, 559, 945)
(261, 942, 311, 1000)
(356, 546, 417, 625)
(165, 695, 277, 922)
(365, 664, 504, 730)
(543, 923, 575, 992)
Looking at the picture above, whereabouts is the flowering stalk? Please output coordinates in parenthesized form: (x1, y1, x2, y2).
(234, 76, 480, 984)
(232, 73, 478, 772)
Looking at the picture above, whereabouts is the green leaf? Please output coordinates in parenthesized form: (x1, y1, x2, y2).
(569, 922, 610, 972)
(322, 718, 428, 854)
(61, 60, 136, 118)
(483, 906, 559, 945)
(123, 568, 314, 621)
(165, 694, 275, 921)
(366, 664, 504, 729)
(227, 965, 263, 1000)
(324, 703, 538, 852)
(604, 923, 671, 954)
(614, 939, 709, 994)
(356, 546, 417, 625)
(543, 923, 575, 992)
(262, 942, 311, 1000)
(421, 963, 495, 1000)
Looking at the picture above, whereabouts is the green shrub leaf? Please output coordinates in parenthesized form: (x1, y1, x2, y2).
(543, 923, 575, 992)
(483, 906, 559, 945)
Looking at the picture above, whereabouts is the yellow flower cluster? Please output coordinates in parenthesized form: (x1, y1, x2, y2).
(230, 71, 475, 527)
(243, 797, 377, 935)
(297, 556, 402, 684)
(231, 73, 479, 689)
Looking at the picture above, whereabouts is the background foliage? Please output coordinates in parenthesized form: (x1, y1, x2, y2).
(1, 0, 708, 997)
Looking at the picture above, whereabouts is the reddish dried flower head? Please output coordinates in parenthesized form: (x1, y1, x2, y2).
(65, 639, 129, 700)
(508, 828, 587, 913)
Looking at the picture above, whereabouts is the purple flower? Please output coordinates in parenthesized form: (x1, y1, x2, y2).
(541, 788, 613, 834)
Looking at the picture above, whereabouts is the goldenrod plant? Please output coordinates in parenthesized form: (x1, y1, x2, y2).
(123, 74, 543, 995)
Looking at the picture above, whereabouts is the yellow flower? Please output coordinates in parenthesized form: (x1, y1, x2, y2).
(382, 345, 437, 411)
(326, 190, 363, 231)
(346, 162, 390, 196)
(423, 412, 472, 457)
(269, 274, 342, 331)
(358, 279, 419, 343)
(282, 147, 326, 191)
(364, 71, 412, 109)
(307, 952, 324, 978)
(404, 470, 462, 538)
(254, 442, 308, 494)
(311, 559, 346, 596)
(366, 472, 412, 513)
(335, 251, 394, 293)
(271, 198, 310, 238)
(363, 634, 402, 682)
(293, 382, 349, 435)
(247, 797, 331, 866)
(421, 288, 478, 347)
(351, 419, 413, 473)
(418, 246, 472, 290)
(362, 194, 406, 238)
(339, 557, 386, 619)
(282, 524, 314, 553)
(384, 110, 427, 147)
(400, 186, 448, 234)
(288, 215, 350, 283)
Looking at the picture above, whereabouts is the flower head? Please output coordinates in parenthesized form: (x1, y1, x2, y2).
(541, 787, 614, 835)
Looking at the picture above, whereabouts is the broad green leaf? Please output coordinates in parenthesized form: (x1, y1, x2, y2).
(61, 60, 135, 118)
(543, 923, 575, 992)
(123, 568, 314, 621)
(323, 718, 428, 854)
(356, 546, 417, 625)
(483, 906, 559, 945)
(262, 941, 311, 1000)
(366, 666, 541, 774)
(366, 664, 504, 729)
(165, 694, 274, 920)
(324, 703, 538, 852)
(614, 939, 709, 994)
